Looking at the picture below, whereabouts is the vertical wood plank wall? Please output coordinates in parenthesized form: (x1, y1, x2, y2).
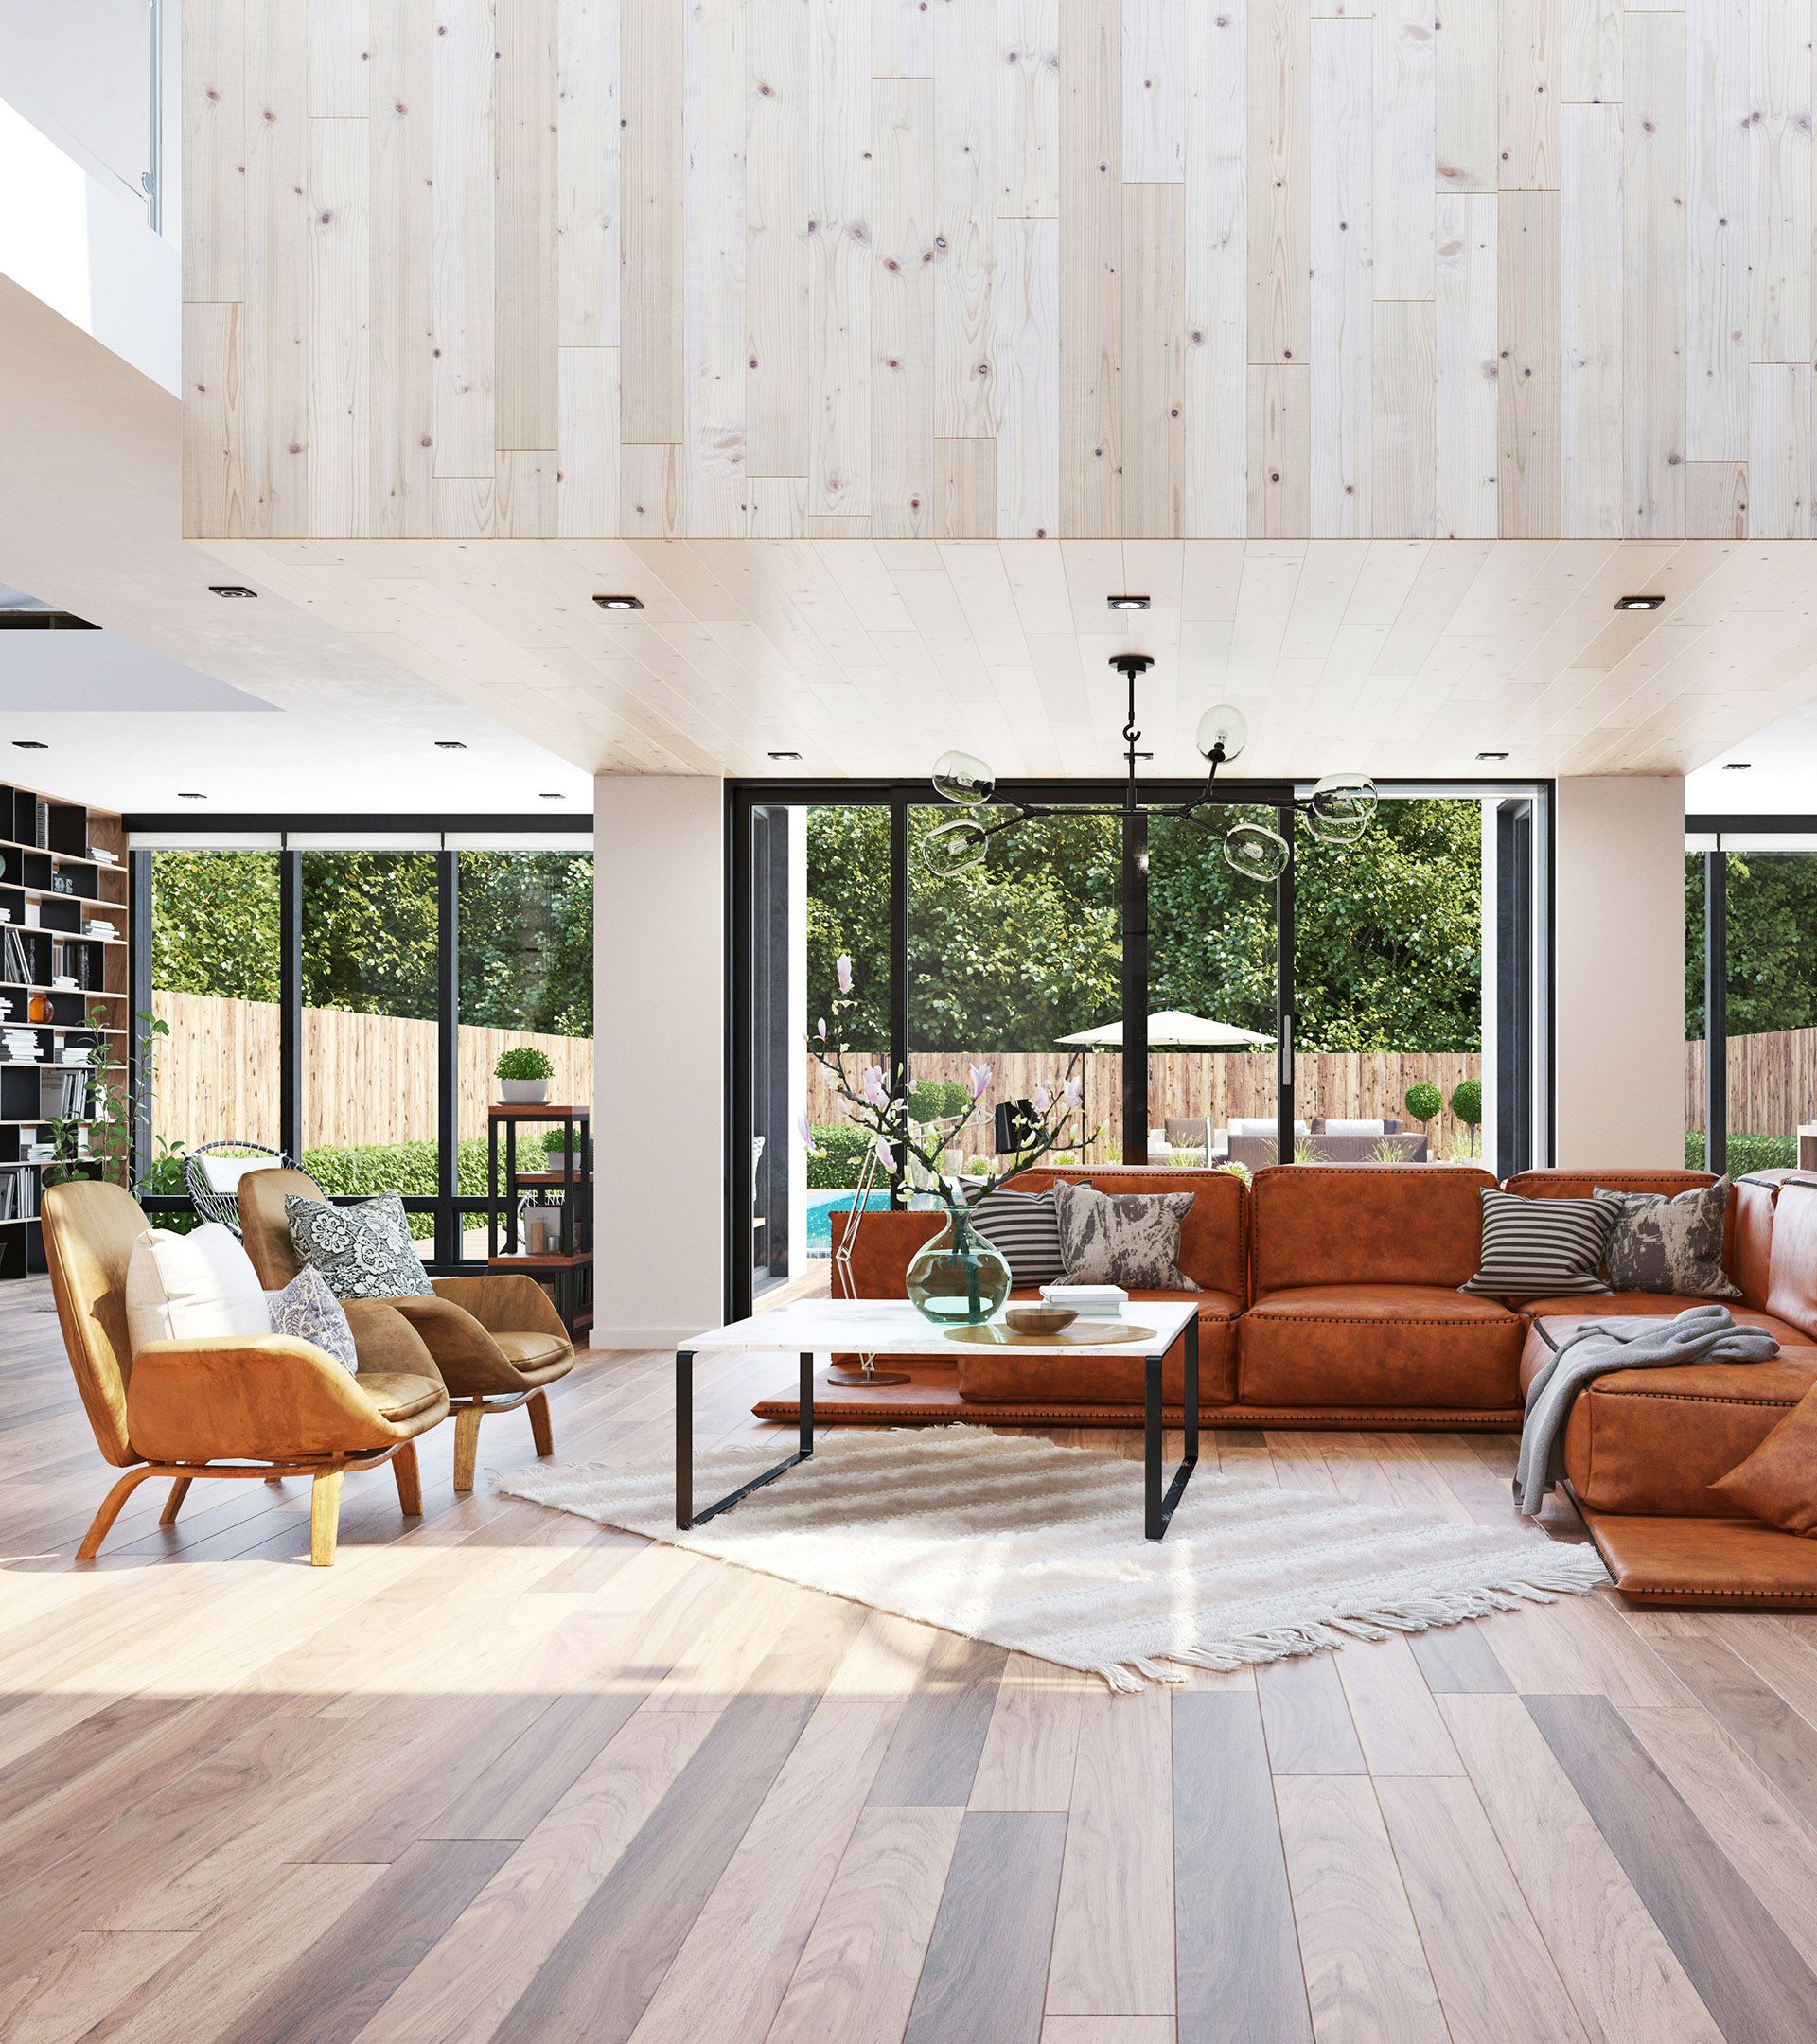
(185, 0, 1808, 541)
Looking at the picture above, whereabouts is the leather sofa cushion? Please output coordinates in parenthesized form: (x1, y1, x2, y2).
(357, 1372, 451, 1423)
(1533, 1331, 1817, 1517)
(1765, 1177, 1817, 1341)
(957, 1289, 1241, 1407)
(1240, 1284, 1526, 1410)
(1711, 1385, 1817, 1534)
(491, 1330, 573, 1374)
(1011, 1166, 1246, 1297)
(1250, 1166, 1496, 1292)
(1576, 1512, 1817, 1606)
(1514, 1295, 1808, 1346)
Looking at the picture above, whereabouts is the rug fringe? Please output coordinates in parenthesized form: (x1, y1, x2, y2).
(1149, 1558, 1608, 1680)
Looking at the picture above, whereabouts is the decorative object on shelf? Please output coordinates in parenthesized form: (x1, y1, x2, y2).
(921, 652, 1378, 884)
(807, 956, 1094, 1330)
(495, 1043, 554, 1103)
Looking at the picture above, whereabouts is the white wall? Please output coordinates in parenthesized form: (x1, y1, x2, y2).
(1553, 776, 1685, 1168)
(593, 776, 725, 1348)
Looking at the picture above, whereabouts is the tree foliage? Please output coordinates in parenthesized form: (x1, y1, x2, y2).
(807, 798, 1484, 1053)
(1686, 852, 1817, 1040)
(151, 849, 594, 1036)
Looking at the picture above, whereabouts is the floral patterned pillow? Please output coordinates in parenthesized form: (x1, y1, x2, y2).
(1594, 1180, 1740, 1298)
(1053, 1182, 1199, 1291)
(284, 1190, 433, 1300)
(265, 1264, 360, 1374)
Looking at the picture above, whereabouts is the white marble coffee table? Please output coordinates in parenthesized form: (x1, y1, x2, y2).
(675, 1298, 1201, 1540)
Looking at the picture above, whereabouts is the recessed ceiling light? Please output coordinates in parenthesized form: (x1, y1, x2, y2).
(767, 749, 803, 761)
(538, 792, 564, 800)
(1106, 594, 1150, 612)
(1614, 594, 1665, 611)
(177, 791, 206, 800)
(1476, 750, 1509, 761)
(10, 739, 48, 749)
(434, 739, 467, 749)
(1724, 761, 1753, 770)
(208, 584, 258, 599)
(592, 593, 644, 611)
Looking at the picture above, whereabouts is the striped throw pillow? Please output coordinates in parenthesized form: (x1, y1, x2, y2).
(968, 1185, 1067, 1285)
(1460, 1188, 1618, 1299)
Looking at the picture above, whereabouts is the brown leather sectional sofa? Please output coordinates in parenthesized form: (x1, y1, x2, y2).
(750, 1161, 1817, 1607)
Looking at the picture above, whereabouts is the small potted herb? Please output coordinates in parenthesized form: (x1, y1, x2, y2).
(496, 1045, 555, 1104)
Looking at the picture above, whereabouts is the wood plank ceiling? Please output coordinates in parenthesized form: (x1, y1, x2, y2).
(205, 535, 1817, 778)
(183, 0, 1812, 546)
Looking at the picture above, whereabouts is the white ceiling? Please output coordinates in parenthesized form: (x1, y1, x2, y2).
(0, 274, 592, 817)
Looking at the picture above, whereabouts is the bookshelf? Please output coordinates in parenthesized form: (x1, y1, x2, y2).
(0, 782, 129, 1282)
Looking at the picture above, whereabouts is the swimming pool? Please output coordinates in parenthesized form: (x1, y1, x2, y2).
(804, 1188, 892, 1256)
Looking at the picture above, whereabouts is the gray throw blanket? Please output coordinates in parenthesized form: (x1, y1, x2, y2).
(1515, 1304, 1778, 1514)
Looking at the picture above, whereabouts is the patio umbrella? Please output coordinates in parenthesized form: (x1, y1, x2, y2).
(1056, 1010, 1276, 1048)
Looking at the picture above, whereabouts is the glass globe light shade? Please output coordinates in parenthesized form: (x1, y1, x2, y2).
(1223, 820, 1290, 884)
(931, 749, 995, 807)
(1302, 803, 1371, 847)
(1195, 704, 1248, 765)
(920, 817, 990, 879)
(1309, 770, 1378, 835)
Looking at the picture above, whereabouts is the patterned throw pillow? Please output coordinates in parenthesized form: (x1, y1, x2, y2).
(284, 1190, 433, 1300)
(265, 1265, 360, 1375)
(1460, 1188, 1618, 1298)
(1595, 1179, 1740, 1298)
(967, 1184, 1067, 1284)
(1053, 1181, 1199, 1291)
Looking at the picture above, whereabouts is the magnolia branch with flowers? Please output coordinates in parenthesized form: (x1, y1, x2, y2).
(801, 954, 1095, 1207)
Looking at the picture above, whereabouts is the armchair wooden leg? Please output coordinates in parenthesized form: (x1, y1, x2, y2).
(158, 1476, 193, 1526)
(77, 1467, 158, 1561)
(393, 1441, 423, 1516)
(452, 1407, 484, 1495)
(528, 1389, 554, 1457)
(309, 1471, 345, 1567)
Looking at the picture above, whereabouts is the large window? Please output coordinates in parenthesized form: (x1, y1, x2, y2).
(732, 781, 1540, 1317)
(142, 829, 592, 1266)
(1687, 832, 1817, 1172)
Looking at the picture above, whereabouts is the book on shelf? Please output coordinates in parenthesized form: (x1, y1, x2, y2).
(1, 927, 30, 983)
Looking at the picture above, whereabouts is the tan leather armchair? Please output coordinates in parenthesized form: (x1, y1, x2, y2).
(42, 1179, 450, 1566)
(238, 1167, 574, 1492)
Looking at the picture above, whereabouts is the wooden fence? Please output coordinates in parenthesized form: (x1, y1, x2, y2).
(807, 1048, 1484, 1162)
(1685, 1027, 1817, 1137)
(153, 991, 592, 1150)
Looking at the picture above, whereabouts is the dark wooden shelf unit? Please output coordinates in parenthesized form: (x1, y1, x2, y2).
(485, 1102, 592, 1338)
(0, 786, 129, 1282)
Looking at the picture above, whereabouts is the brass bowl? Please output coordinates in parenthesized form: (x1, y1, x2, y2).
(1003, 1304, 1079, 1336)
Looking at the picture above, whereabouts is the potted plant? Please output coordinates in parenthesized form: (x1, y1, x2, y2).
(496, 1045, 554, 1103)
(1403, 1081, 1442, 1151)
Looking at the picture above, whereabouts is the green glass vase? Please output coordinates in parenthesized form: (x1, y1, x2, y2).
(905, 1204, 1012, 1326)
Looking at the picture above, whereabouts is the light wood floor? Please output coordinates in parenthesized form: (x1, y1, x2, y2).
(5, 1279, 1817, 2043)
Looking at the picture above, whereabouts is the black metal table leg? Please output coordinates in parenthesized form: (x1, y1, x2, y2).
(1144, 1321, 1200, 1541)
(676, 1348, 814, 1530)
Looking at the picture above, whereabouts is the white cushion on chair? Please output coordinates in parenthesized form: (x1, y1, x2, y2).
(199, 1153, 274, 1194)
(125, 1222, 271, 1354)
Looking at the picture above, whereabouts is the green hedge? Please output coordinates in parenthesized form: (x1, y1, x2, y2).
(1685, 1131, 1797, 1174)
(807, 1124, 876, 1189)
(148, 1137, 503, 1241)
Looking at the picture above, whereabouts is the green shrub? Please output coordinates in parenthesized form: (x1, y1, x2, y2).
(300, 1137, 492, 1239)
(906, 1078, 971, 1123)
(1450, 1078, 1483, 1130)
(1684, 1131, 1796, 1173)
(806, 1123, 876, 1189)
(1404, 1081, 1442, 1127)
(495, 1045, 555, 1081)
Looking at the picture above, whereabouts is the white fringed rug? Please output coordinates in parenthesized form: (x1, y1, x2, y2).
(498, 1426, 1608, 1691)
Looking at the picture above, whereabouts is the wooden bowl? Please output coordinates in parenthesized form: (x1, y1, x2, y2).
(1003, 1304, 1079, 1336)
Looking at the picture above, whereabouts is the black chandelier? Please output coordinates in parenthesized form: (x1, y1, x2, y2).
(922, 652, 1378, 884)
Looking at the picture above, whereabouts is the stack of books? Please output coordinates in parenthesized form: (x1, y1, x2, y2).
(3, 1029, 41, 1064)
(1039, 1282, 1131, 1313)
